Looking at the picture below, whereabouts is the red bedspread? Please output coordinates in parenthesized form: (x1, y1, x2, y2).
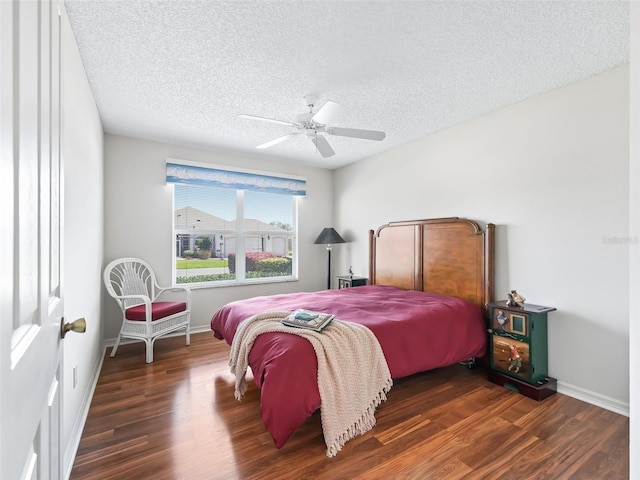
(210, 285, 486, 449)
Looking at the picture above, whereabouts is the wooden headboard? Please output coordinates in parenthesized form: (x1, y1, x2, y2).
(369, 217, 495, 316)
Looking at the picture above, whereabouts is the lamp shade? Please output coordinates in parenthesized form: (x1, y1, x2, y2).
(314, 227, 345, 245)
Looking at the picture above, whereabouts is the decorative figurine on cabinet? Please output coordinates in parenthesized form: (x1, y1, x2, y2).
(506, 289, 526, 307)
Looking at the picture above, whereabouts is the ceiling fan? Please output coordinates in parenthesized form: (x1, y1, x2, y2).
(238, 94, 386, 158)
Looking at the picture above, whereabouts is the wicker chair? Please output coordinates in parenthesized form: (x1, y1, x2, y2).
(104, 257, 191, 363)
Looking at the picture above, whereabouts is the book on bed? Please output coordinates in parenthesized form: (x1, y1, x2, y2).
(281, 309, 335, 332)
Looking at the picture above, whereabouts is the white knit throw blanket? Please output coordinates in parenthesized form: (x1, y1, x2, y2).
(229, 310, 393, 457)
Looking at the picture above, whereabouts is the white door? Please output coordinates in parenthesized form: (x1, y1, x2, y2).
(1, 0, 65, 478)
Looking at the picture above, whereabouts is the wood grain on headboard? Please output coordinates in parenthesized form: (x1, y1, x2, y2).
(369, 217, 495, 315)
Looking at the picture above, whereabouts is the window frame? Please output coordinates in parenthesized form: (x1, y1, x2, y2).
(172, 186, 299, 289)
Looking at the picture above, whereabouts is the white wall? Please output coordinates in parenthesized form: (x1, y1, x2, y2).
(629, 4, 639, 478)
(103, 135, 334, 339)
(334, 66, 630, 411)
(60, 7, 104, 477)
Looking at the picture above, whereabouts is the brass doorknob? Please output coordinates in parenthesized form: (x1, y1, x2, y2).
(61, 317, 86, 338)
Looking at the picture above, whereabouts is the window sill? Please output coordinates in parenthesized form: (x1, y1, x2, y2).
(174, 276, 299, 290)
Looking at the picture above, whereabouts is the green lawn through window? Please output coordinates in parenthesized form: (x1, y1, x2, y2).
(176, 259, 228, 269)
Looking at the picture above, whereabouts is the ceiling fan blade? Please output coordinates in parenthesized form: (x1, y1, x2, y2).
(311, 100, 344, 125)
(327, 126, 386, 141)
(238, 114, 299, 127)
(311, 135, 335, 158)
(256, 133, 300, 149)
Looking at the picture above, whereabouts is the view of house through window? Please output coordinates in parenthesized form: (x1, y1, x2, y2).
(173, 183, 297, 285)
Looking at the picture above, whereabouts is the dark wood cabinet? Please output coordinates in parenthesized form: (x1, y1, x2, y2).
(337, 276, 367, 289)
(488, 300, 557, 400)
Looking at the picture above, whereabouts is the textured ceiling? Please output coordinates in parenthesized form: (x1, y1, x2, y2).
(65, 1, 629, 169)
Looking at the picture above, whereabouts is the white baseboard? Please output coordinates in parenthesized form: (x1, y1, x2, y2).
(557, 380, 629, 417)
(63, 348, 106, 480)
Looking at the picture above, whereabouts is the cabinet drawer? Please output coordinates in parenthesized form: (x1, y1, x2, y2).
(492, 309, 529, 338)
(490, 334, 532, 381)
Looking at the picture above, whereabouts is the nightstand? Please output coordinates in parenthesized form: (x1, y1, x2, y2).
(487, 300, 557, 400)
(337, 276, 367, 289)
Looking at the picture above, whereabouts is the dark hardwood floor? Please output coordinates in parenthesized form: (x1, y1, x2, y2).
(71, 332, 629, 479)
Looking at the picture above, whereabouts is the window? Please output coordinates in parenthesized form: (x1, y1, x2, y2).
(167, 161, 305, 287)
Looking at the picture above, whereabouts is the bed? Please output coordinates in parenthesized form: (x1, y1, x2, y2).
(211, 217, 495, 451)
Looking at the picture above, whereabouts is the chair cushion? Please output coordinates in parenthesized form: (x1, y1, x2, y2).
(125, 302, 188, 321)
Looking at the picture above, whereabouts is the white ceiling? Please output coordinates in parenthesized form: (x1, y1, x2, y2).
(64, 1, 629, 169)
